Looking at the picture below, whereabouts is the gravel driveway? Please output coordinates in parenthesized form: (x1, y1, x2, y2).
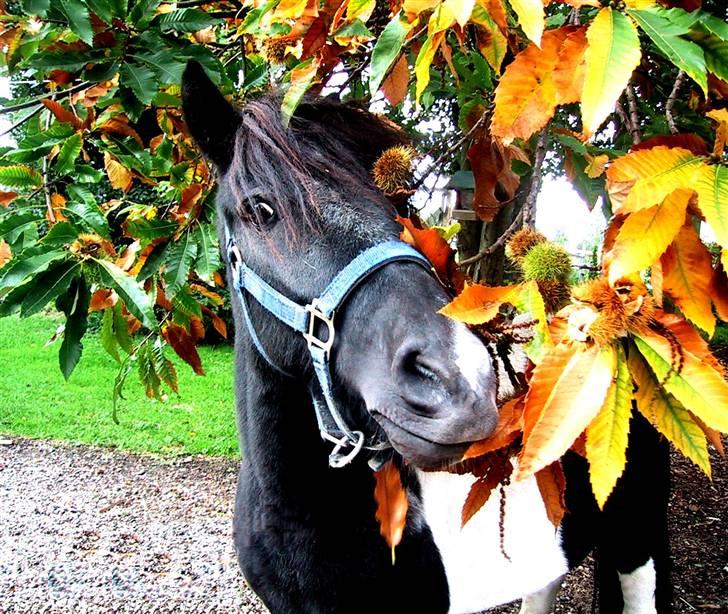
(1, 438, 724, 613)
(0, 439, 265, 613)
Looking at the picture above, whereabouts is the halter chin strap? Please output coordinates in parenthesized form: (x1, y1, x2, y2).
(224, 223, 433, 468)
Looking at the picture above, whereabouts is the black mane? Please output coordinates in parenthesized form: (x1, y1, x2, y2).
(225, 94, 410, 232)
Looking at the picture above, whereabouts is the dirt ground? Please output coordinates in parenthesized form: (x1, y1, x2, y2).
(0, 438, 725, 613)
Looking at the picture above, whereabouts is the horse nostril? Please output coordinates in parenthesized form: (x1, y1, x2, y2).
(400, 350, 441, 384)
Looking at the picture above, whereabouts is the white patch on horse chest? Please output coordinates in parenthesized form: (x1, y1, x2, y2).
(416, 470, 568, 614)
(619, 558, 657, 614)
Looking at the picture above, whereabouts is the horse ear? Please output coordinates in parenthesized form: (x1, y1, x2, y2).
(182, 60, 241, 171)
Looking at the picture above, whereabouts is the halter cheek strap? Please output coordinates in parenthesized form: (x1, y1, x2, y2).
(225, 223, 433, 468)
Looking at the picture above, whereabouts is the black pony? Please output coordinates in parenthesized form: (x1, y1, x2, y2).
(181, 61, 671, 613)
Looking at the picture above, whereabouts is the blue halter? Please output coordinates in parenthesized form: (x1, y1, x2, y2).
(225, 223, 433, 468)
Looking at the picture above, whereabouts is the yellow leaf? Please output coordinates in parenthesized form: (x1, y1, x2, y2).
(607, 188, 690, 283)
(471, 4, 507, 72)
(660, 222, 715, 336)
(585, 343, 632, 508)
(439, 283, 521, 324)
(585, 153, 609, 178)
(634, 331, 728, 434)
(509, 279, 553, 364)
(347, 0, 376, 22)
(629, 348, 711, 477)
(404, 0, 440, 17)
(517, 343, 617, 480)
(274, 0, 311, 20)
(428, 2, 456, 33)
(623, 0, 656, 7)
(491, 28, 566, 144)
(444, 0, 475, 27)
(103, 152, 132, 193)
(693, 163, 728, 253)
(552, 27, 588, 104)
(508, 0, 544, 45)
(415, 31, 445, 105)
(605, 146, 702, 213)
(581, 8, 641, 138)
(0, 239, 11, 268)
(707, 108, 728, 157)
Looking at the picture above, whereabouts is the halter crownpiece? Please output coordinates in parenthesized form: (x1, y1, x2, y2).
(224, 221, 434, 468)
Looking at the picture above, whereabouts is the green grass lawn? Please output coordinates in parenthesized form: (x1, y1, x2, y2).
(0, 314, 239, 457)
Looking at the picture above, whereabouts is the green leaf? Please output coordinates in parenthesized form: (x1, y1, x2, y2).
(193, 223, 220, 283)
(510, 280, 552, 364)
(74, 164, 105, 183)
(0, 248, 66, 292)
(164, 231, 198, 300)
(113, 300, 133, 353)
(137, 339, 161, 398)
(129, 51, 186, 85)
(689, 15, 728, 83)
(138, 241, 169, 281)
(65, 201, 110, 239)
(0, 212, 38, 240)
(58, 0, 94, 45)
(120, 62, 157, 105)
(629, 8, 708, 95)
(55, 132, 83, 176)
(56, 275, 90, 380)
(151, 337, 178, 393)
(0, 165, 43, 189)
(21, 0, 50, 16)
(369, 14, 411, 96)
(42, 222, 80, 247)
(85, 0, 126, 23)
(100, 306, 121, 363)
(32, 48, 111, 71)
(129, 0, 160, 27)
(97, 260, 157, 330)
(20, 259, 82, 317)
(154, 8, 222, 33)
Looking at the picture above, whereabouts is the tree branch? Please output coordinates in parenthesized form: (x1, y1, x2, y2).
(666, 70, 685, 135)
(458, 208, 523, 267)
(0, 104, 43, 137)
(522, 126, 549, 229)
(0, 81, 90, 115)
(625, 84, 641, 144)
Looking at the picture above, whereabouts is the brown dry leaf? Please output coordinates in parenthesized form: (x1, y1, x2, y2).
(41, 99, 84, 130)
(104, 153, 133, 193)
(163, 323, 205, 375)
(467, 132, 522, 222)
(660, 223, 715, 336)
(398, 216, 454, 280)
(202, 305, 228, 339)
(97, 116, 144, 148)
(115, 241, 140, 271)
(653, 311, 723, 374)
(0, 191, 17, 207)
(463, 396, 524, 459)
(189, 316, 205, 341)
(382, 56, 410, 107)
(89, 289, 117, 312)
(373, 461, 409, 562)
(461, 457, 513, 527)
(176, 184, 204, 219)
(712, 253, 728, 323)
(0, 240, 11, 268)
(631, 133, 708, 156)
(190, 283, 224, 305)
(534, 461, 566, 527)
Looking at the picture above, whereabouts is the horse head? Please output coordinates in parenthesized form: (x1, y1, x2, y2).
(182, 61, 498, 469)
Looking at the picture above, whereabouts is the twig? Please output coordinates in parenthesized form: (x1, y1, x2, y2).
(522, 127, 549, 229)
(458, 209, 523, 267)
(41, 100, 54, 223)
(0, 81, 90, 115)
(615, 101, 631, 135)
(412, 110, 490, 190)
(666, 70, 685, 135)
(625, 84, 641, 144)
(0, 104, 43, 137)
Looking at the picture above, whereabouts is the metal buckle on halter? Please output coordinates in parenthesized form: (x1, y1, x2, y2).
(322, 430, 365, 468)
(304, 300, 335, 357)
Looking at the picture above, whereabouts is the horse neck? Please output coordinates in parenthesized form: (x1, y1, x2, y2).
(236, 345, 377, 516)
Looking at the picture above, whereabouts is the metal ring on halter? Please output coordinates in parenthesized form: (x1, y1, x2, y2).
(323, 430, 365, 468)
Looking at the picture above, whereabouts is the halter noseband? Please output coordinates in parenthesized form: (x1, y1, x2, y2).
(224, 222, 433, 468)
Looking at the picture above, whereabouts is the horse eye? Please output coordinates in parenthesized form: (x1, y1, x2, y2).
(246, 199, 277, 226)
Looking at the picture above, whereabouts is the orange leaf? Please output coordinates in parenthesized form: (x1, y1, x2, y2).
(129, 239, 164, 277)
(517, 343, 616, 480)
(491, 28, 568, 144)
(0, 191, 17, 207)
(660, 223, 715, 336)
(202, 305, 228, 339)
(116, 241, 140, 271)
(631, 133, 708, 156)
(104, 153, 133, 193)
(163, 323, 205, 375)
(48, 192, 68, 223)
(97, 116, 144, 148)
(711, 258, 728, 323)
(190, 283, 224, 305)
(176, 184, 204, 219)
(552, 27, 587, 104)
(381, 55, 409, 107)
(653, 310, 723, 375)
(89, 289, 117, 312)
(689, 411, 725, 457)
(464, 396, 524, 459)
(41, 99, 83, 130)
(397, 216, 453, 279)
(439, 282, 520, 325)
(373, 461, 409, 561)
(461, 459, 514, 528)
(534, 461, 566, 527)
(0, 240, 11, 268)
